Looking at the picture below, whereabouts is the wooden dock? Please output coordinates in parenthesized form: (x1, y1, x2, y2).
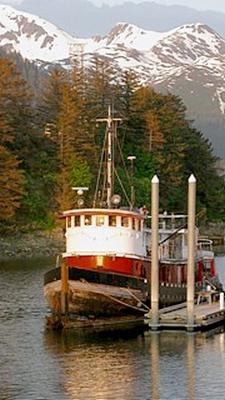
(145, 301, 225, 331)
(46, 299, 225, 333)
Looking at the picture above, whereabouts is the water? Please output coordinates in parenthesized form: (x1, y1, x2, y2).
(0, 256, 225, 400)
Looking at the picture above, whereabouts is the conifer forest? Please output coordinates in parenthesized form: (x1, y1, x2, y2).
(0, 55, 225, 233)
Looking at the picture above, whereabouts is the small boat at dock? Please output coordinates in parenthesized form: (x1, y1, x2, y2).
(44, 106, 222, 319)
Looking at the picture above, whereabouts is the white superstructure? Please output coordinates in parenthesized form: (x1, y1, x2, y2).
(63, 208, 147, 259)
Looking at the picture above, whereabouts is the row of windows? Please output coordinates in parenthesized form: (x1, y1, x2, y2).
(66, 215, 142, 230)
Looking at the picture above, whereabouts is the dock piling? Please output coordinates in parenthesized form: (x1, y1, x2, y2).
(220, 292, 224, 310)
(150, 175, 159, 329)
(61, 260, 69, 315)
(187, 174, 196, 332)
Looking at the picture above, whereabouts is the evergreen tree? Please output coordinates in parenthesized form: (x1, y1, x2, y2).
(183, 126, 225, 220)
(0, 55, 222, 229)
(0, 145, 24, 221)
(0, 59, 25, 222)
(55, 81, 81, 211)
(41, 68, 67, 132)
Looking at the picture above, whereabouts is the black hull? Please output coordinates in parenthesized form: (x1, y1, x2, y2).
(44, 267, 187, 317)
(44, 266, 147, 291)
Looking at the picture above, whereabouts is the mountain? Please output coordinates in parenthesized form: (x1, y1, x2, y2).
(1, 4, 225, 157)
(0, 4, 74, 62)
(16, 0, 225, 39)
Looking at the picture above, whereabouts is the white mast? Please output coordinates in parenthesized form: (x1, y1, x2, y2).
(96, 106, 122, 208)
(107, 105, 112, 208)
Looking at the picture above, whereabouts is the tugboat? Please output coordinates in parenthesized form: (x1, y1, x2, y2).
(44, 106, 221, 318)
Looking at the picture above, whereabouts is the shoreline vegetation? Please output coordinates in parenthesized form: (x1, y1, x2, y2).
(1, 223, 225, 260)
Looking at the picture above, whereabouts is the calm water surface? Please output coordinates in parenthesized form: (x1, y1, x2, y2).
(0, 256, 225, 400)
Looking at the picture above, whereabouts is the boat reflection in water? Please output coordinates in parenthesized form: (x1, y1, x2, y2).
(186, 334, 195, 400)
(43, 328, 225, 400)
(150, 333, 160, 400)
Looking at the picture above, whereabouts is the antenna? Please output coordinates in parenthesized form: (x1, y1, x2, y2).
(127, 155, 136, 210)
(69, 41, 86, 69)
(96, 106, 122, 208)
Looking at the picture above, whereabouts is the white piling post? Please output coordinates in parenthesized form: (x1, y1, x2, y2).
(151, 175, 159, 329)
(220, 292, 224, 310)
(187, 174, 196, 331)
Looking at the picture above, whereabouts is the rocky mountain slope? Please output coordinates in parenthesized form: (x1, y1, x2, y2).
(1, 4, 225, 157)
(0, 4, 73, 62)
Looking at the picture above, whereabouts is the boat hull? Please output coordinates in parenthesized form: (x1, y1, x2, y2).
(44, 267, 148, 316)
(44, 280, 148, 316)
(44, 267, 187, 317)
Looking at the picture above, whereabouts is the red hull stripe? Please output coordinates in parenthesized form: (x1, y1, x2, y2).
(66, 255, 148, 277)
(65, 256, 214, 285)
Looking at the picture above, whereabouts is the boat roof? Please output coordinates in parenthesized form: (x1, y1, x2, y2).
(60, 208, 145, 219)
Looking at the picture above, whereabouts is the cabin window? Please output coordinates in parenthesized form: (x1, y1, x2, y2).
(84, 215, 92, 226)
(138, 220, 141, 231)
(204, 261, 211, 271)
(121, 216, 129, 228)
(96, 215, 105, 226)
(74, 215, 80, 227)
(67, 216, 72, 228)
(109, 215, 117, 227)
(132, 218, 136, 230)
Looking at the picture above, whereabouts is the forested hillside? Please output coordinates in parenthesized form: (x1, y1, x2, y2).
(0, 55, 224, 233)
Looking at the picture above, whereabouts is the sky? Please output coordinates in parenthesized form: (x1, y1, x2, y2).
(92, 0, 225, 13)
(2, 0, 225, 14)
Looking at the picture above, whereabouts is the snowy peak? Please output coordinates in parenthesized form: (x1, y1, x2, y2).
(0, 4, 74, 61)
(97, 22, 167, 51)
(90, 21, 225, 68)
(152, 23, 225, 65)
(1, 5, 224, 67)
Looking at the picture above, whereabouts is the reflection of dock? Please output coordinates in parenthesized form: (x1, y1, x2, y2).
(145, 301, 225, 331)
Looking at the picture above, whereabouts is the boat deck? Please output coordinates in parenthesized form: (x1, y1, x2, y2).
(145, 301, 225, 331)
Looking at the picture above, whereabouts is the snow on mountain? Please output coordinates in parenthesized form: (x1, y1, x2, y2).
(1, 5, 225, 100)
(1, 5, 225, 155)
(95, 22, 225, 122)
(1, 5, 224, 77)
(0, 4, 74, 61)
(91, 23, 169, 51)
(151, 23, 225, 82)
(84, 22, 225, 85)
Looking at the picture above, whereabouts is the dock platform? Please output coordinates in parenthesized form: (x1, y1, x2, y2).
(145, 302, 225, 331)
(46, 301, 225, 333)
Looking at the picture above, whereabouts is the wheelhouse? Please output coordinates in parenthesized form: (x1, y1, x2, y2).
(61, 208, 146, 259)
(63, 209, 144, 231)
